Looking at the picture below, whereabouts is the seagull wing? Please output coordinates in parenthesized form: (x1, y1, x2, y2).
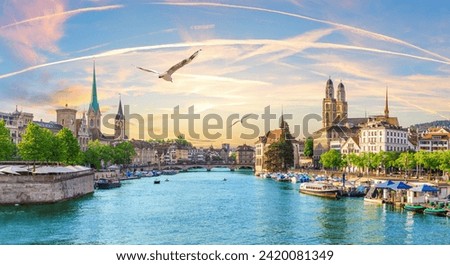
(166, 49, 201, 76)
(136, 66, 160, 75)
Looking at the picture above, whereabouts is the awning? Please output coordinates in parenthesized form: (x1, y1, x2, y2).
(410, 184, 439, 193)
(389, 181, 412, 191)
(375, 180, 395, 189)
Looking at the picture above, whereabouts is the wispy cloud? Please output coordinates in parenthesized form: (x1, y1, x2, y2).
(155, 2, 450, 63)
(3, 36, 450, 80)
(0, 2, 123, 64)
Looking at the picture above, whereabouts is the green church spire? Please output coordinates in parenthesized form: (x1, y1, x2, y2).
(89, 61, 100, 114)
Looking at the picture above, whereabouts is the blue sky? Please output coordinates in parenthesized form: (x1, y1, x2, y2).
(0, 0, 449, 146)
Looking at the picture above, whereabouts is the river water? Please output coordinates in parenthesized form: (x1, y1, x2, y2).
(0, 170, 448, 245)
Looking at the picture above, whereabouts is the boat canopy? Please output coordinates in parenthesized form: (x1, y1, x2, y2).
(375, 180, 395, 189)
(389, 181, 412, 191)
(410, 184, 439, 193)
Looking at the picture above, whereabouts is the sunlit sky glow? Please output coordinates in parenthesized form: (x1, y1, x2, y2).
(1, 0, 449, 146)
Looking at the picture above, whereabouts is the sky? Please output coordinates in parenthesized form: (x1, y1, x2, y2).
(0, 0, 449, 146)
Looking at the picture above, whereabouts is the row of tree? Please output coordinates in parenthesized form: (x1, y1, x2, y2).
(0, 120, 135, 170)
(320, 149, 450, 176)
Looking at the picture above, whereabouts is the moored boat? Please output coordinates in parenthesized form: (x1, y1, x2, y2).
(95, 178, 121, 189)
(404, 204, 426, 213)
(299, 182, 340, 199)
(424, 207, 447, 217)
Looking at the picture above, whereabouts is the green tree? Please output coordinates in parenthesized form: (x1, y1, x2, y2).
(56, 128, 81, 165)
(438, 151, 450, 177)
(84, 140, 104, 170)
(18, 123, 51, 164)
(320, 149, 342, 170)
(264, 122, 294, 172)
(0, 120, 15, 161)
(304, 137, 313, 157)
(396, 151, 416, 176)
(113, 141, 136, 165)
(264, 142, 285, 172)
(84, 140, 117, 169)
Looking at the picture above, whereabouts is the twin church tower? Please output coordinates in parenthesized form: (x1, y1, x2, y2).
(322, 78, 348, 128)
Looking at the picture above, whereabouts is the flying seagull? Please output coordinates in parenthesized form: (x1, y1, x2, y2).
(229, 114, 252, 128)
(136, 49, 202, 82)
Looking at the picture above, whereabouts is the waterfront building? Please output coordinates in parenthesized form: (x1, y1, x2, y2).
(130, 140, 158, 166)
(359, 120, 409, 153)
(235, 144, 255, 165)
(255, 116, 299, 173)
(0, 107, 34, 144)
(418, 127, 450, 151)
(341, 137, 361, 155)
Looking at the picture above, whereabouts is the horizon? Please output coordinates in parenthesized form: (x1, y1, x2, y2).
(1, 1, 449, 146)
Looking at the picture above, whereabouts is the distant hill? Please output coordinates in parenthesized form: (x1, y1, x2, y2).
(411, 120, 450, 132)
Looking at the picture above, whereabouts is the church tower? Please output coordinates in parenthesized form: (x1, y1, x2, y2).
(87, 61, 102, 140)
(322, 78, 337, 128)
(384, 86, 389, 118)
(114, 96, 126, 140)
(336, 81, 348, 123)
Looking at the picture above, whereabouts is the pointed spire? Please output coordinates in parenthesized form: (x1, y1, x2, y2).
(280, 106, 285, 128)
(116, 94, 124, 119)
(89, 60, 100, 114)
(384, 86, 389, 118)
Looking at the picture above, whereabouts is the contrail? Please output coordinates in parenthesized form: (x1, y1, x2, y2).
(391, 95, 449, 120)
(154, 2, 450, 63)
(2, 38, 450, 80)
(0, 5, 123, 30)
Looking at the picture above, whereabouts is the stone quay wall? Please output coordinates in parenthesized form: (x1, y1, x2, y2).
(0, 171, 95, 205)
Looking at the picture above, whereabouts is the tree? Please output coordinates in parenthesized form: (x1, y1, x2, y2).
(113, 141, 136, 165)
(320, 149, 342, 170)
(18, 123, 51, 164)
(84, 140, 104, 170)
(56, 128, 81, 165)
(0, 120, 15, 161)
(263, 122, 294, 172)
(395, 152, 416, 176)
(304, 137, 313, 157)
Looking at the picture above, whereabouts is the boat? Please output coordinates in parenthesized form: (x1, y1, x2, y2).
(161, 170, 178, 175)
(95, 178, 121, 189)
(424, 207, 447, 217)
(154, 179, 161, 184)
(404, 204, 426, 213)
(299, 182, 340, 199)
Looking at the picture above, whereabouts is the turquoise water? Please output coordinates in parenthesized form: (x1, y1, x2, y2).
(0, 170, 449, 245)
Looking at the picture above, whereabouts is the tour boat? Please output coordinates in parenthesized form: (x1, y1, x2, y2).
(299, 182, 340, 199)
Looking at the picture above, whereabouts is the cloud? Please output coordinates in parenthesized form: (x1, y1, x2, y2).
(190, 24, 215, 30)
(0, 2, 123, 64)
(155, 2, 450, 62)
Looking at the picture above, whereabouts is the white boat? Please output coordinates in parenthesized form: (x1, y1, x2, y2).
(299, 182, 340, 199)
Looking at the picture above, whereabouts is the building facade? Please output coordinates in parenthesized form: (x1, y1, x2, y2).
(418, 127, 450, 151)
(236, 144, 255, 165)
(359, 120, 409, 153)
(0, 108, 34, 144)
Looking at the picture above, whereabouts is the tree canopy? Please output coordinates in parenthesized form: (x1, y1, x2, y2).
(0, 120, 15, 161)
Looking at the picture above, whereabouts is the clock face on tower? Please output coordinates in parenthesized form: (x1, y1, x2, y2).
(115, 120, 123, 128)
